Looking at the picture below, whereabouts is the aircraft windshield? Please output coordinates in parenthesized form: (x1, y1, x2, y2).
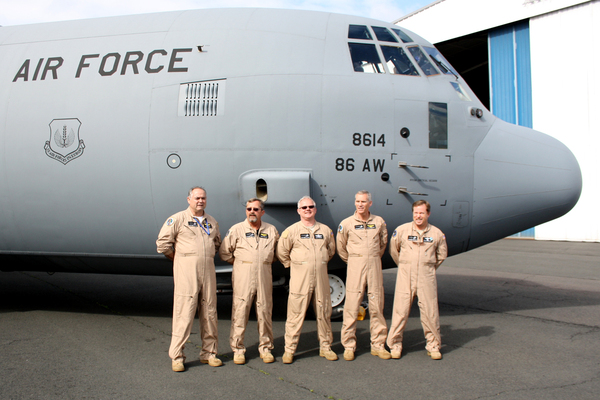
(407, 46, 439, 76)
(348, 25, 373, 40)
(347, 25, 422, 76)
(371, 26, 398, 42)
(424, 47, 458, 76)
(391, 28, 413, 43)
(348, 43, 385, 73)
(381, 46, 419, 76)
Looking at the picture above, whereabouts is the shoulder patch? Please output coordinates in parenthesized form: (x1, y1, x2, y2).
(166, 218, 174, 226)
(392, 230, 397, 238)
(338, 225, 343, 233)
(281, 230, 289, 239)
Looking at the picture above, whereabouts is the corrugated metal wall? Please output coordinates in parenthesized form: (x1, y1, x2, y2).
(489, 20, 535, 237)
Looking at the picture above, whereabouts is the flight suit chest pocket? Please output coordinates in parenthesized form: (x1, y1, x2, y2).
(422, 241, 435, 258)
(313, 233, 327, 249)
(182, 222, 198, 236)
(364, 223, 379, 240)
(401, 240, 414, 252)
(348, 228, 365, 244)
(242, 234, 259, 250)
(259, 235, 274, 250)
(298, 233, 312, 248)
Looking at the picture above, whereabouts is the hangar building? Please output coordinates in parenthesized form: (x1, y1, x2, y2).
(396, 0, 599, 241)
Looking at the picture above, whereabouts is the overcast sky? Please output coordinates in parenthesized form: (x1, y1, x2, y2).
(0, 0, 433, 26)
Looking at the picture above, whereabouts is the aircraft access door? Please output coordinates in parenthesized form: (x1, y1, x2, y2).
(393, 99, 472, 255)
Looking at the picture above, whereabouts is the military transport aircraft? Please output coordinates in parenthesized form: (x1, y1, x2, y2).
(0, 8, 581, 313)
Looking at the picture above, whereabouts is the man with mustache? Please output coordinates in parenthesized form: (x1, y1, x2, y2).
(219, 198, 279, 364)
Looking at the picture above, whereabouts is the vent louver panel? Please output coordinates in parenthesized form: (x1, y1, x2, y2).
(178, 79, 226, 117)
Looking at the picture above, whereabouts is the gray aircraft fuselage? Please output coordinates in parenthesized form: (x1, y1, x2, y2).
(0, 8, 581, 280)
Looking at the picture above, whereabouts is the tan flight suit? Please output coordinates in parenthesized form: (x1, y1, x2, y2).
(156, 208, 221, 363)
(387, 222, 447, 353)
(337, 213, 388, 352)
(277, 221, 336, 354)
(219, 220, 279, 356)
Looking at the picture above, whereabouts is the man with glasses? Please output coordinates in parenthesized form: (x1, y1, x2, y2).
(277, 196, 337, 364)
(156, 186, 222, 372)
(219, 198, 279, 365)
(337, 190, 390, 361)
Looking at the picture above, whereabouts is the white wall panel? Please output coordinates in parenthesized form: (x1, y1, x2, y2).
(530, 1, 600, 241)
(397, 0, 590, 43)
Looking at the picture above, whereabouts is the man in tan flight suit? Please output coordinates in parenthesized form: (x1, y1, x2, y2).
(156, 186, 222, 372)
(387, 200, 447, 360)
(278, 196, 337, 364)
(219, 198, 279, 365)
(337, 190, 391, 361)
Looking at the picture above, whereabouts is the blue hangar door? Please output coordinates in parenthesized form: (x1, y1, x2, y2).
(489, 20, 535, 238)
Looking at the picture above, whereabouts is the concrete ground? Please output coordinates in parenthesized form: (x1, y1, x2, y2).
(1, 239, 599, 399)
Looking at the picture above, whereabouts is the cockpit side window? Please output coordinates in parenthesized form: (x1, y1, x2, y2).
(348, 43, 385, 73)
(424, 47, 459, 76)
(392, 28, 413, 43)
(429, 102, 448, 149)
(450, 82, 472, 101)
(371, 26, 398, 43)
(348, 25, 373, 40)
(381, 46, 419, 76)
(407, 46, 439, 76)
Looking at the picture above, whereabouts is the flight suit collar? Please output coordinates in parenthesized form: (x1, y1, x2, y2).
(296, 221, 327, 249)
(185, 207, 205, 220)
(243, 219, 272, 247)
(299, 221, 321, 232)
(411, 222, 431, 235)
(243, 218, 263, 233)
(352, 211, 374, 224)
(183, 208, 210, 235)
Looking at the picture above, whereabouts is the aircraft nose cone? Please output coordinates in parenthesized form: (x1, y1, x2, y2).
(470, 119, 582, 249)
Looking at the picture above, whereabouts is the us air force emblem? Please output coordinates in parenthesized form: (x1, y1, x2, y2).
(44, 118, 85, 164)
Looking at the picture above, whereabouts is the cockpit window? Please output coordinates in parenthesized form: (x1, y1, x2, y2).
(391, 28, 413, 43)
(407, 46, 439, 76)
(381, 46, 419, 76)
(450, 82, 471, 101)
(424, 47, 458, 76)
(429, 102, 448, 149)
(348, 43, 385, 73)
(348, 25, 373, 40)
(371, 26, 398, 43)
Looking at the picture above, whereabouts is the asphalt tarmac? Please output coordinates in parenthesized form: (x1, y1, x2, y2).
(1, 239, 599, 400)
